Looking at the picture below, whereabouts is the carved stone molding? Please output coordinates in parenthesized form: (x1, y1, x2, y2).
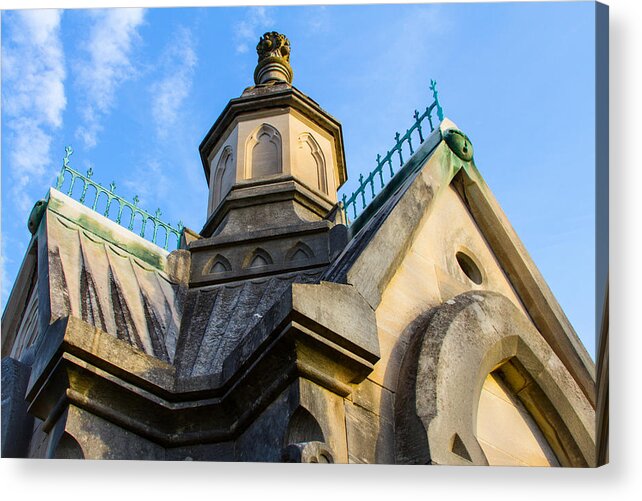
(282, 441, 334, 463)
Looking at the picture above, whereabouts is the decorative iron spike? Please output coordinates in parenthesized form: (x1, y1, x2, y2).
(430, 79, 444, 122)
(109, 182, 116, 192)
(337, 76, 444, 227)
(415, 110, 424, 143)
(63, 146, 73, 167)
(86, 167, 93, 178)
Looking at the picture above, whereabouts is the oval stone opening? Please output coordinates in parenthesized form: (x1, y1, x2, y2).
(456, 251, 483, 285)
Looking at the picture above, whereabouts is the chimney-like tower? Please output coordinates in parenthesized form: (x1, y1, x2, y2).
(191, 32, 348, 287)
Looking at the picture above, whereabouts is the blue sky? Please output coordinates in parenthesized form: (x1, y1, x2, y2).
(1, 2, 598, 357)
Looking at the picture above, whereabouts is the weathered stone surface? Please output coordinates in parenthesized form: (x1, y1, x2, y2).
(28, 419, 52, 458)
(394, 291, 595, 467)
(235, 384, 295, 462)
(477, 372, 559, 466)
(451, 161, 596, 405)
(254, 31, 293, 84)
(166, 249, 191, 285)
(199, 85, 347, 194)
(1, 357, 33, 457)
(165, 442, 235, 461)
(282, 441, 334, 463)
(291, 281, 379, 364)
(344, 400, 394, 464)
(37, 190, 183, 363)
(190, 218, 333, 287)
(175, 270, 323, 378)
(62, 405, 166, 460)
(351, 377, 394, 423)
(0, 30, 599, 466)
(298, 378, 349, 463)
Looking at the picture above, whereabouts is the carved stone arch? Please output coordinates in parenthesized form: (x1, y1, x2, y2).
(207, 254, 232, 274)
(285, 406, 325, 445)
(212, 145, 235, 208)
(394, 290, 596, 467)
(242, 247, 274, 269)
(281, 407, 334, 463)
(246, 123, 282, 179)
(285, 241, 314, 263)
(53, 432, 85, 459)
(297, 132, 327, 194)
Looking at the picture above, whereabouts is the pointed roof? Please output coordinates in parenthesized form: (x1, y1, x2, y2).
(324, 118, 596, 406)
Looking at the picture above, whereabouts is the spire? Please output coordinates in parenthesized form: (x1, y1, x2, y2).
(254, 32, 294, 85)
(199, 31, 347, 239)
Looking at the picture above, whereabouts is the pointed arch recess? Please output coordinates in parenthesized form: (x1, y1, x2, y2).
(246, 124, 282, 179)
(243, 248, 274, 270)
(208, 254, 232, 274)
(285, 241, 314, 263)
(53, 432, 85, 459)
(285, 407, 325, 446)
(394, 290, 596, 467)
(297, 132, 327, 194)
(211, 145, 235, 210)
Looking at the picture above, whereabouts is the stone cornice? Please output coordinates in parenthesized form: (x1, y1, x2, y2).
(25, 281, 379, 447)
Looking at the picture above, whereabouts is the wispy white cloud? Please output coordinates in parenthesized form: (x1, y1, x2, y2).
(150, 27, 197, 139)
(303, 6, 330, 35)
(2, 9, 66, 213)
(234, 7, 274, 54)
(74, 8, 146, 148)
(122, 158, 170, 210)
(1, 237, 13, 305)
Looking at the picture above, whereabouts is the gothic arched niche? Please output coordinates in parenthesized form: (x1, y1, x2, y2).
(285, 241, 314, 263)
(208, 254, 232, 274)
(243, 248, 274, 269)
(394, 290, 596, 467)
(53, 432, 85, 459)
(247, 124, 282, 179)
(296, 133, 327, 194)
(286, 407, 325, 445)
(210, 145, 235, 211)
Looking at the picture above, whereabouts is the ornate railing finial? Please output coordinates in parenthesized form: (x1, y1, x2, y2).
(340, 78, 445, 225)
(63, 145, 73, 168)
(53, 147, 184, 250)
(430, 79, 444, 122)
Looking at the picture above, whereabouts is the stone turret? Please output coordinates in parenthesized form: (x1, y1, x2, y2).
(192, 33, 348, 287)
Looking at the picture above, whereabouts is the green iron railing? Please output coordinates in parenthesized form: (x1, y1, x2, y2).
(54, 146, 184, 250)
(341, 79, 444, 223)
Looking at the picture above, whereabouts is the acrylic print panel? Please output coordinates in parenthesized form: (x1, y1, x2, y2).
(0, 0, 607, 466)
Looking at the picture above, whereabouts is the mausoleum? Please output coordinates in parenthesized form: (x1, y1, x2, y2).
(1, 32, 598, 466)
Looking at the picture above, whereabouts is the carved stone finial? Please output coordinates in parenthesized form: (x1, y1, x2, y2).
(254, 31, 293, 85)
